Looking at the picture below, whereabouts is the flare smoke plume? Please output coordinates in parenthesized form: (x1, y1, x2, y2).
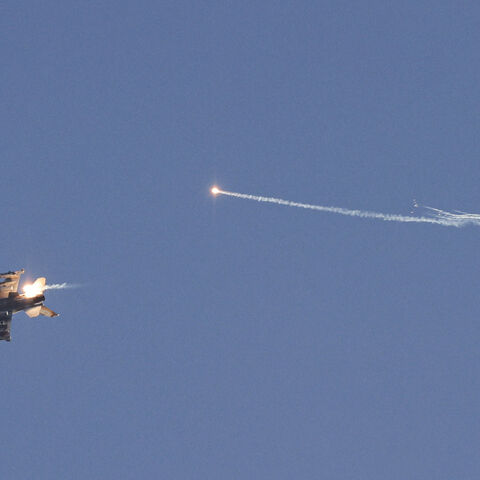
(43, 283, 78, 291)
(213, 188, 480, 228)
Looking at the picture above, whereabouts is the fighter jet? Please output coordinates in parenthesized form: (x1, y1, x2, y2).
(0, 270, 59, 342)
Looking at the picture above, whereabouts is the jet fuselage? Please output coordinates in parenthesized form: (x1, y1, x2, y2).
(0, 293, 45, 315)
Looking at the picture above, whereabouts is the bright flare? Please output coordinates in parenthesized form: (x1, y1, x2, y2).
(211, 186, 220, 195)
(23, 283, 44, 298)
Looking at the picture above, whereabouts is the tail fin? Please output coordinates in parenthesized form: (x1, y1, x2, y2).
(40, 306, 59, 317)
(33, 277, 46, 290)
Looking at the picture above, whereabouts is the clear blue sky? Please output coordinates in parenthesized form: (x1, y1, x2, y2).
(2, 1, 480, 478)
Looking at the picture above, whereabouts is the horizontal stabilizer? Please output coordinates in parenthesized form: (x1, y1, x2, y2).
(25, 306, 42, 317)
(40, 306, 59, 317)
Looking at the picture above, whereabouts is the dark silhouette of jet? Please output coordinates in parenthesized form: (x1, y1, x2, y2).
(0, 270, 58, 342)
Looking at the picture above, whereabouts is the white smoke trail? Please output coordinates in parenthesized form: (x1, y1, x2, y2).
(43, 283, 78, 291)
(215, 189, 480, 228)
(422, 206, 480, 225)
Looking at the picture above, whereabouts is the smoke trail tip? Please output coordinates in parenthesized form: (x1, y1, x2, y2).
(44, 283, 81, 291)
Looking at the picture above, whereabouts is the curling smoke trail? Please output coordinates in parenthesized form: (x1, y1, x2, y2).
(215, 188, 480, 228)
(43, 283, 78, 291)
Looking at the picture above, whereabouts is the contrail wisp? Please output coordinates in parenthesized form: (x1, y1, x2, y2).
(43, 283, 78, 291)
(212, 187, 480, 228)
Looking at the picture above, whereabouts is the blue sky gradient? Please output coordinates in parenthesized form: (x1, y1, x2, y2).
(2, 2, 480, 478)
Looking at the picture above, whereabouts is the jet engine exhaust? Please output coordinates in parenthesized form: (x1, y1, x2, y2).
(43, 283, 77, 291)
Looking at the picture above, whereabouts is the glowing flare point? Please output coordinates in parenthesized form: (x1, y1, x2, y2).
(211, 186, 220, 195)
(23, 284, 43, 298)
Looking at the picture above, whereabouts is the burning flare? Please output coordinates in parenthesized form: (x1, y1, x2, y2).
(23, 278, 46, 298)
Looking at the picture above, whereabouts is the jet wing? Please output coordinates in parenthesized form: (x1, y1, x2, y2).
(0, 312, 12, 342)
(0, 270, 24, 299)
